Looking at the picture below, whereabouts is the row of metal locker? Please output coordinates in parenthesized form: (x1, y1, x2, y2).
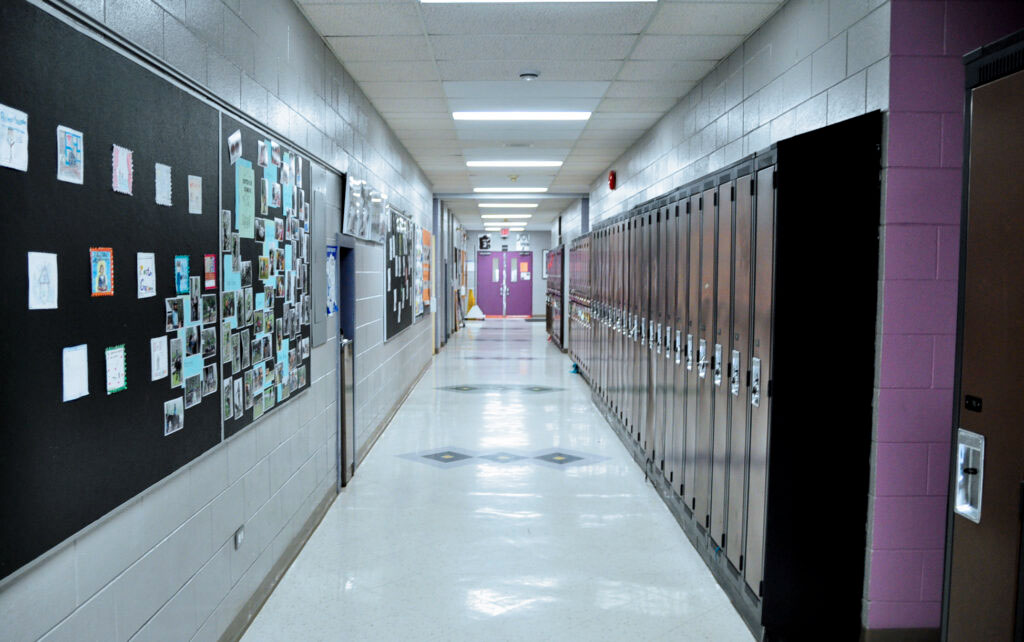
(564, 112, 882, 640)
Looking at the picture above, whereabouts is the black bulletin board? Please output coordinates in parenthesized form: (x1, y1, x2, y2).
(384, 207, 414, 340)
(219, 115, 312, 439)
(0, 1, 221, 579)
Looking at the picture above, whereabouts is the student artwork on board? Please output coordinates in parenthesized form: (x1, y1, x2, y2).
(174, 255, 189, 295)
(89, 247, 114, 297)
(155, 163, 172, 206)
(1, 103, 28, 172)
(111, 144, 133, 195)
(188, 175, 202, 214)
(56, 125, 84, 184)
(28, 252, 58, 310)
(163, 397, 183, 436)
(137, 252, 156, 299)
(104, 344, 127, 395)
(228, 129, 242, 164)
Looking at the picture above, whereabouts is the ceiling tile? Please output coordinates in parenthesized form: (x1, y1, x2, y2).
(430, 35, 636, 61)
(325, 35, 433, 61)
(597, 97, 679, 113)
(374, 97, 450, 113)
(302, 3, 423, 36)
(344, 61, 441, 82)
(647, 2, 778, 36)
(604, 80, 696, 98)
(630, 36, 743, 61)
(421, 4, 656, 35)
(442, 81, 610, 99)
(618, 58, 717, 81)
(359, 81, 446, 99)
(437, 60, 622, 82)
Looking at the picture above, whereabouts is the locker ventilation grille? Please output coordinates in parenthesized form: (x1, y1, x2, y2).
(978, 49, 1024, 84)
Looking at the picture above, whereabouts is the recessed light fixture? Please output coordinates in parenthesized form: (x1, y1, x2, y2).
(467, 160, 563, 168)
(478, 203, 539, 208)
(474, 187, 548, 193)
(424, 0, 653, 3)
(481, 214, 532, 219)
(454, 111, 591, 121)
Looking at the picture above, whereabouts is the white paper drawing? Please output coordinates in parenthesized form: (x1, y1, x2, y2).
(151, 335, 168, 381)
(112, 144, 133, 195)
(0, 103, 28, 172)
(56, 125, 84, 184)
(28, 252, 58, 310)
(155, 163, 172, 206)
(62, 344, 89, 402)
(188, 175, 202, 214)
(137, 252, 156, 298)
(105, 345, 127, 394)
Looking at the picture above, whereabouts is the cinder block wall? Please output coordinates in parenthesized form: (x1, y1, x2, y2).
(0, 1, 434, 640)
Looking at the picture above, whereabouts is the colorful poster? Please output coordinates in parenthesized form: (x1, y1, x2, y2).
(151, 335, 168, 381)
(204, 254, 217, 290)
(90, 247, 114, 297)
(62, 344, 89, 402)
(56, 125, 84, 184)
(163, 397, 184, 436)
(137, 252, 156, 298)
(326, 245, 338, 316)
(105, 344, 127, 394)
(0, 103, 28, 172)
(174, 255, 189, 294)
(111, 144, 133, 195)
(236, 159, 255, 238)
(155, 163, 172, 206)
(188, 175, 202, 214)
(28, 251, 58, 310)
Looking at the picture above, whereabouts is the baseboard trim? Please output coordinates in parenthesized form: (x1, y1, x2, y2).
(221, 481, 338, 642)
(860, 627, 939, 642)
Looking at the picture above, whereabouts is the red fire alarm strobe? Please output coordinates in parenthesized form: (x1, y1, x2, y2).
(608, 170, 617, 190)
(501, 228, 509, 237)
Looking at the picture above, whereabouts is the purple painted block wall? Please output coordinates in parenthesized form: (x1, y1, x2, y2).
(868, 0, 1024, 629)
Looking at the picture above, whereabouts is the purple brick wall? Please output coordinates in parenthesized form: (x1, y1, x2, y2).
(867, 0, 1024, 630)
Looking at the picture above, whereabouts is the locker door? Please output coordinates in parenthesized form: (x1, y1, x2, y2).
(694, 187, 717, 527)
(630, 217, 641, 435)
(746, 165, 775, 595)
(668, 201, 687, 494)
(684, 195, 700, 507)
(662, 204, 677, 479)
(711, 182, 733, 547)
(639, 214, 651, 448)
(647, 210, 661, 461)
(946, 67, 1024, 641)
(727, 174, 753, 570)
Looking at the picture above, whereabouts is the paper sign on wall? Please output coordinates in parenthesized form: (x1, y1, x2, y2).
(28, 252, 58, 309)
(0, 103, 29, 172)
(151, 335, 168, 381)
(155, 163, 172, 206)
(111, 144, 133, 195)
(236, 159, 255, 238)
(326, 245, 338, 316)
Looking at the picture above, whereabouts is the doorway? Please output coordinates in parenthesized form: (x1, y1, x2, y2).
(475, 250, 533, 317)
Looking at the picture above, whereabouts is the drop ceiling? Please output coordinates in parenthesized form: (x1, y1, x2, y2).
(297, 0, 784, 230)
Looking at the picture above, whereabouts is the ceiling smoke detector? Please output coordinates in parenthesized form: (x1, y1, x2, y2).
(519, 72, 539, 81)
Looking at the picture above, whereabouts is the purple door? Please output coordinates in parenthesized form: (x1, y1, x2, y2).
(476, 251, 504, 316)
(506, 252, 533, 316)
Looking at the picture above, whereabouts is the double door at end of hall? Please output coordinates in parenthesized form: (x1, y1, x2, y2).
(476, 250, 533, 316)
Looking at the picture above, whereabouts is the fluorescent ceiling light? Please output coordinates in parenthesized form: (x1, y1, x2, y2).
(474, 187, 548, 193)
(481, 214, 532, 219)
(453, 111, 591, 121)
(467, 160, 562, 168)
(478, 203, 538, 208)
(427, 0, 652, 3)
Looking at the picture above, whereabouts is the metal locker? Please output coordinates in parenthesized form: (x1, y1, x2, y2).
(694, 186, 717, 526)
(630, 216, 641, 436)
(726, 172, 753, 571)
(646, 208, 662, 462)
(710, 178, 733, 547)
(637, 213, 650, 446)
(662, 202, 678, 479)
(668, 197, 687, 494)
(683, 194, 700, 507)
(745, 165, 775, 595)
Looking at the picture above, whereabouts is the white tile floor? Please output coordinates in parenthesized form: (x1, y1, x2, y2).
(242, 320, 753, 641)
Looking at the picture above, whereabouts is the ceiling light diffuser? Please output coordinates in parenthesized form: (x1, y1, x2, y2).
(478, 203, 539, 208)
(425, 0, 653, 3)
(474, 187, 548, 193)
(481, 214, 532, 219)
(453, 111, 591, 121)
(467, 161, 562, 168)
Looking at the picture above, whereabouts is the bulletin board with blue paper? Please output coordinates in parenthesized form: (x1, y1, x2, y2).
(219, 115, 313, 439)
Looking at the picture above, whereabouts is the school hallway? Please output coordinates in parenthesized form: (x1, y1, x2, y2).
(241, 319, 751, 641)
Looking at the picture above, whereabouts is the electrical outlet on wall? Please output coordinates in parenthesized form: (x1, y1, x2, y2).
(234, 526, 244, 550)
